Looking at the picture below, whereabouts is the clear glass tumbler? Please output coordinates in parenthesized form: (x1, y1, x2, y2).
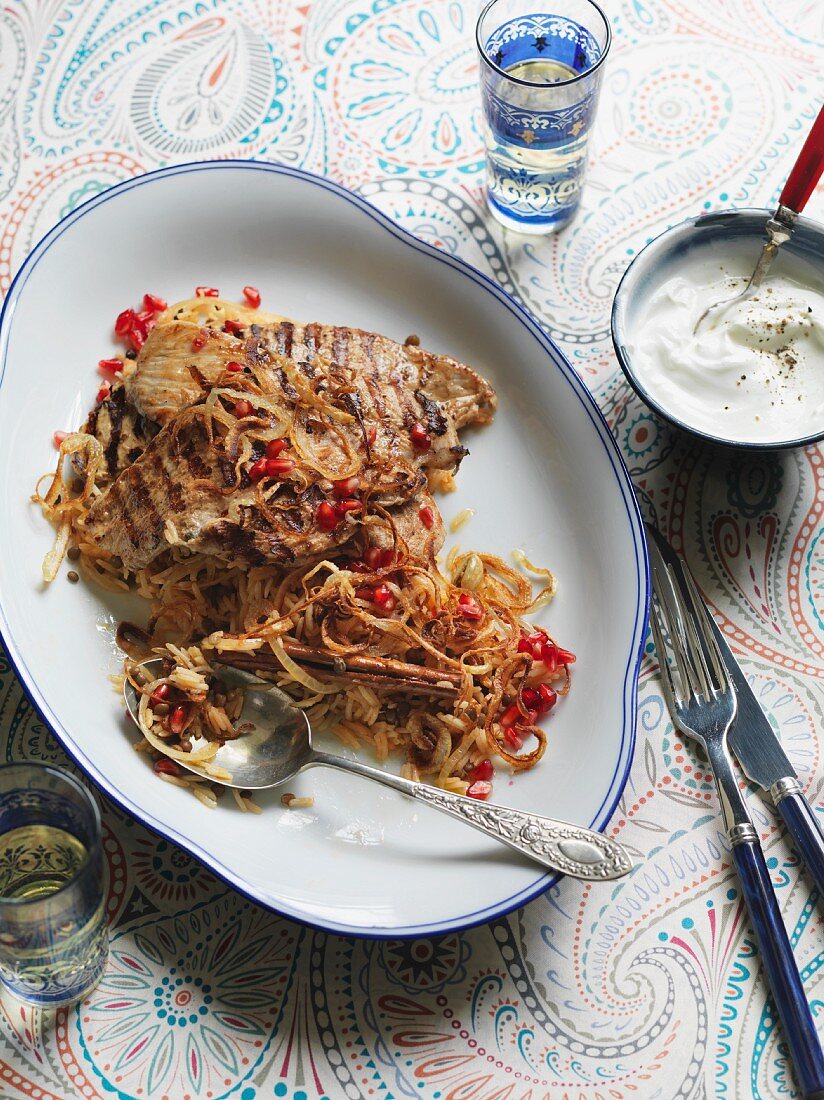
(0, 763, 108, 1006)
(476, 0, 611, 234)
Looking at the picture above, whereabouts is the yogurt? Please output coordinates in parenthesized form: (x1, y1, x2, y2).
(626, 252, 824, 444)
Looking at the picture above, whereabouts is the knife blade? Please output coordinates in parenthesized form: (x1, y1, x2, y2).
(707, 613, 796, 790)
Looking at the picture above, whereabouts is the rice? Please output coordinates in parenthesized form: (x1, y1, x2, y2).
(449, 508, 475, 533)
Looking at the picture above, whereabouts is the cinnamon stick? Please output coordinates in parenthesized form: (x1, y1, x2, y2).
(218, 653, 458, 700)
(214, 640, 462, 698)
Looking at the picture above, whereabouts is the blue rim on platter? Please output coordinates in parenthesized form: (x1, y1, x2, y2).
(0, 161, 649, 938)
(611, 207, 824, 451)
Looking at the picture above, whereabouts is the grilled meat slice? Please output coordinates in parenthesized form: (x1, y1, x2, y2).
(246, 320, 496, 431)
(84, 314, 495, 573)
(84, 406, 359, 571)
(127, 318, 495, 435)
(84, 368, 451, 572)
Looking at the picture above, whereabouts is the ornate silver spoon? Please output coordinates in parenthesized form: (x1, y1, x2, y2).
(124, 659, 633, 881)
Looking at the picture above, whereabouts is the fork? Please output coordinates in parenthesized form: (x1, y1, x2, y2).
(647, 525, 824, 1099)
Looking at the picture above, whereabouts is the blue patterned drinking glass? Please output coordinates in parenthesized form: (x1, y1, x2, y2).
(476, 0, 611, 233)
(0, 763, 108, 1006)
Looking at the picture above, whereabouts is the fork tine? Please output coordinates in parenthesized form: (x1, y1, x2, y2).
(650, 555, 706, 702)
(648, 592, 682, 716)
(680, 566, 731, 694)
(674, 573, 714, 698)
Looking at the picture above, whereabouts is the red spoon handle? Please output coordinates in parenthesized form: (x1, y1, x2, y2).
(779, 105, 824, 213)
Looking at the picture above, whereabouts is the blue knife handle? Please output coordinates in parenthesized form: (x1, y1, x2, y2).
(732, 836, 824, 1099)
(776, 787, 824, 899)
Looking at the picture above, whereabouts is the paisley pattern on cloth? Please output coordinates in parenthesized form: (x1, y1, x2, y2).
(0, 1, 822, 1097)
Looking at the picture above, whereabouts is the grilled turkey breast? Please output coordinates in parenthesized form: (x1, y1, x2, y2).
(84, 321, 494, 571)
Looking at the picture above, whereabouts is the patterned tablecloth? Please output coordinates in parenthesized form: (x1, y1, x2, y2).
(1, 1, 822, 1097)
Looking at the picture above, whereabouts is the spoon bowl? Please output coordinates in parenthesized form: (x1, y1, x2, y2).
(124, 659, 312, 790)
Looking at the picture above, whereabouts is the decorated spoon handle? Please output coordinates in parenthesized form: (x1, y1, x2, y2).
(310, 751, 633, 881)
(779, 105, 824, 214)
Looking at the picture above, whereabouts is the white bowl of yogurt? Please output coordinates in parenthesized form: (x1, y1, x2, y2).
(612, 208, 824, 448)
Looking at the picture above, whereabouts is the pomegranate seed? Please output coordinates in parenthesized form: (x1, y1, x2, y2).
(458, 593, 483, 621)
(136, 309, 156, 327)
(96, 383, 111, 403)
(317, 501, 339, 531)
(243, 285, 261, 308)
(249, 458, 268, 483)
(363, 546, 383, 570)
(98, 357, 123, 378)
(470, 759, 494, 782)
(372, 584, 396, 612)
(169, 705, 188, 735)
(540, 642, 556, 671)
(114, 308, 136, 337)
(332, 476, 359, 498)
(522, 686, 540, 709)
(153, 758, 182, 777)
(467, 780, 492, 801)
(556, 646, 576, 665)
(410, 422, 431, 452)
(128, 317, 149, 352)
(336, 498, 362, 516)
(380, 548, 395, 568)
(53, 430, 68, 448)
(517, 637, 532, 655)
(265, 457, 295, 478)
(225, 360, 244, 373)
(224, 318, 245, 335)
(537, 684, 557, 713)
(504, 727, 523, 750)
(195, 286, 219, 297)
(419, 505, 434, 529)
(143, 293, 167, 313)
(266, 438, 289, 459)
(234, 399, 253, 419)
(500, 703, 522, 729)
(150, 684, 170, 706)
(367, 426, 377, 446)
(191, 334, 207, 351)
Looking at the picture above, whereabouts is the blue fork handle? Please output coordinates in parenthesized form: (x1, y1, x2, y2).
(732, 835, 824, 1099)
(775, 787, 824, 899)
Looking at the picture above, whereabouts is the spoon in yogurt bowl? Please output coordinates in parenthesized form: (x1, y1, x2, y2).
(124, 659, 634, 881)
(694, 105, 824, 334)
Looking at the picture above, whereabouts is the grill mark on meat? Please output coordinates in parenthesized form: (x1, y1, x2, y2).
(122, 465, 163, 550)
(299, 359, 316, 379)
(149, 449, 185, 515)
(305, 322, 320, 364)
(365, 332, 388, 422)
(332, 326, 350, 371)
(104, 387, 126, 477)
(278, 321, 294, 358)
(276, 366, 299, 400)
(179, 437, 211, 481)
(217, 456, 237, 488)
(246, 329, 269, 368)
(415, 389, 448, 436)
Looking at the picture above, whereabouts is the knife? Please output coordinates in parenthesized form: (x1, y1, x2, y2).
(709, 613, 824, 896)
